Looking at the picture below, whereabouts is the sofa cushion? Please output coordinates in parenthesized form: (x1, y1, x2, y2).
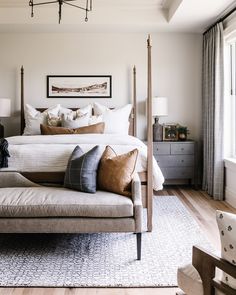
(177, 264, 204, 295)
(0, 187, 133, 218)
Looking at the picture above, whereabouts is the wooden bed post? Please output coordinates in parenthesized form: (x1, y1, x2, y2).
(133, 65, 137, 137)
(147, 35, 153, 232)
(20, 66, 25, 135)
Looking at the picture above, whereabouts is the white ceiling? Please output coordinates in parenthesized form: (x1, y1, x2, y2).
(0, 0, 234, 33)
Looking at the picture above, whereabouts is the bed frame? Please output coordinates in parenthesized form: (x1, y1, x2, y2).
(19, 36, 154, 232)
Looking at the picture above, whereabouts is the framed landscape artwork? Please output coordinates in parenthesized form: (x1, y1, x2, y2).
(47, 75, 112, 98)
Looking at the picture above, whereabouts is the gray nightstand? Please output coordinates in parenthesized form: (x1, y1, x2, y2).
(153, 141, 197, 185)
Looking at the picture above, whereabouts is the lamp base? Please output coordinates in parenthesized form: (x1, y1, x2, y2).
(0, 123, 4, 138)
(153, 117, 163, 142)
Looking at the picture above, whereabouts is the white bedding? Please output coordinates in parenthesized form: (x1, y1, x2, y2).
(4, 134, 164, 191)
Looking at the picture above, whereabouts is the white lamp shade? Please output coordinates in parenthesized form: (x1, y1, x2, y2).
(0, 98, 11, 117)
(152, 97, 168, 117)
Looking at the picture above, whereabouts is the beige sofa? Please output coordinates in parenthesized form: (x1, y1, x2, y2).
(0, 172, 143, 260)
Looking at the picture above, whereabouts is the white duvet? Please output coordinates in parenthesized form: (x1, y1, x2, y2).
(5, 134, 164, 191)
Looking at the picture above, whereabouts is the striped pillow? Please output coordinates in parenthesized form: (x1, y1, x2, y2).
(64, 145, 101, 193)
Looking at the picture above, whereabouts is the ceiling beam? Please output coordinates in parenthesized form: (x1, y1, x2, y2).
(163, 0, 183, 22)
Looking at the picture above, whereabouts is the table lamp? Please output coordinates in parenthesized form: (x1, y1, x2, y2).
(0, 98, 11, 138)
(152, 97, 168, 141)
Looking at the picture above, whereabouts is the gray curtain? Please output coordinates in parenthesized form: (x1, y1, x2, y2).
(202, 22, 224, 200)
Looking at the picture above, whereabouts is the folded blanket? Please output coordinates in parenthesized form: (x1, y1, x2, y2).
(0, 138, 10, 168)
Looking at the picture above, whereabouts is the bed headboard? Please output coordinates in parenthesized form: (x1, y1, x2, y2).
(20, 66, 137, 137)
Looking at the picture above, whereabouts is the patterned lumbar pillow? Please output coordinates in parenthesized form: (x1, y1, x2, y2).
(216, 210, 236, 289)
(98, 145, 138, 197)
(40, 122, 105, 135)
(64, 145, 101, 193)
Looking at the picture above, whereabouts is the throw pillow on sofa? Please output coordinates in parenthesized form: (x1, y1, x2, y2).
(216, 210, 236, 289)
(64, 145, 101, 193)
(98, 145, 138, 197)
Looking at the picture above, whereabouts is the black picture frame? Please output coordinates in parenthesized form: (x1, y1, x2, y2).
(47, 75, 112, 98)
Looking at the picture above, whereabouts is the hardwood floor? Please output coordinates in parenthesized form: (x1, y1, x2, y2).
(0, 187, 235, 295)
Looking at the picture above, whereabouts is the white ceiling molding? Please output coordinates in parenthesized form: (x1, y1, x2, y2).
(0, 0, 234, 33)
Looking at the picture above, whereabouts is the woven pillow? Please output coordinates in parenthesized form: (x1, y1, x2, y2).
(40, 122, 105, 135)
(64, 145, 101, 193)
(47, 114, 62, 127)
(216, 210, 236, 289)
(98, 146, 138, 197)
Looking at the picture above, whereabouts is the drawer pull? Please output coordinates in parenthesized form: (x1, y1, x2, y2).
(181, 160, 184, 163)
(181, 148, 184, 151)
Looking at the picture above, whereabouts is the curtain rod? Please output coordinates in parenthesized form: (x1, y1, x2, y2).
(203, 5, 236, 35)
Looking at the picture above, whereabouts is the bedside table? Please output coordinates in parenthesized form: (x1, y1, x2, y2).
(153, 141, 197, 185)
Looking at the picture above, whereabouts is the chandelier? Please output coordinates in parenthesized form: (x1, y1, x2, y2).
(29, 0, 93, 24)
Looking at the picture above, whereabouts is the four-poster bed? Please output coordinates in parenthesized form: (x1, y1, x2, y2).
(7, 36, 156, 232)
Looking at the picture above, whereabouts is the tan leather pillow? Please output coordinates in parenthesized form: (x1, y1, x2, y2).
(98, 146, 138, 197)
(40, 122, 105, 135)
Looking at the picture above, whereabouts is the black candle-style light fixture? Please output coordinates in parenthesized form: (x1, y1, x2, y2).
(29, 0, 93, 24)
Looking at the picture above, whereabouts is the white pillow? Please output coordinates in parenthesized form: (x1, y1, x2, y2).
(93, 102, 110, 116)
(62, 113, 90, 129)
(93, 103, 132, 134)
(89, 115, 103, 125)
(24, 104, 60, 135)
(59, 104, 92, 117)
(216, 210, 236, 289)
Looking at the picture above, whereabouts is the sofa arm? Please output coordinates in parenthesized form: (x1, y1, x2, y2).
(132, 173, 143, 233)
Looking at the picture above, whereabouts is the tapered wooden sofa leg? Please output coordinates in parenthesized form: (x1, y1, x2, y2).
(137, 233, 142, 260)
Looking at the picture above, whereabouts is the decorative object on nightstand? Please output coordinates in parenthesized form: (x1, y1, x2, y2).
(152, 97, 168, 142)
(177, 126, 189, 141)
(163, 123, 178, 141)
(0, 98, 11, 138)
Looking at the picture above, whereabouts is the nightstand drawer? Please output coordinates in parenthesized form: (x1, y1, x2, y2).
(155, 155, 194, 167)
(170, 143, 194, 155)
(161, 167, 194, 179)
(153, 143, 170, 155)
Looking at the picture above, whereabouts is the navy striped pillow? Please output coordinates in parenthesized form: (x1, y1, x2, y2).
(64, 145, 101, 193)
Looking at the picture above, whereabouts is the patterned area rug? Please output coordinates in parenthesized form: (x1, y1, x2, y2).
(0, 196, 213, 287)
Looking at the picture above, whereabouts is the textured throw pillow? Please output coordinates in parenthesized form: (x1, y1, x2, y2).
(24, 104, 60, 135)
(216, 210, 236, 289)
(40, 122, 105, 135)
(98, 146, 138, 197)
(93, 102, 132, 134)
(61, 112, 90, 129)
(64, 145, 101, 193)
(47, 114, 62, 127)
(59, 105, 92, 117)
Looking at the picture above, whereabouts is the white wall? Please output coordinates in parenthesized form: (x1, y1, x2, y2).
(0, 32, 202, 140)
